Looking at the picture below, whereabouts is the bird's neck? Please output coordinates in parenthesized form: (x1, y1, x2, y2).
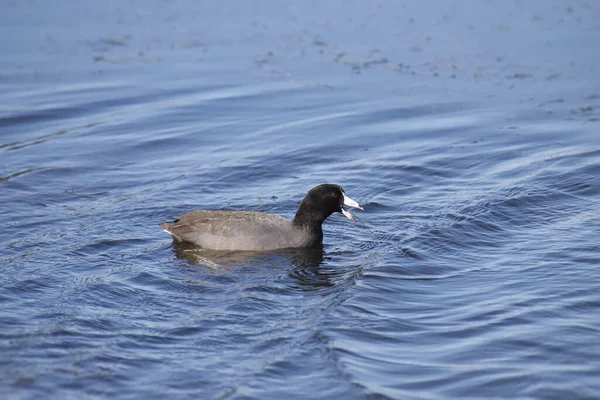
(293, 203, 325, 244)
(293, 199, 328, 225)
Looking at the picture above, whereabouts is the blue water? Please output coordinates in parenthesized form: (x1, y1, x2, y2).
(2, 1, 600, 399)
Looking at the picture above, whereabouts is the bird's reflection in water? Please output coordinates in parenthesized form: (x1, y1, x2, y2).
(172, 241, 323, 269)
(171, 242, 343, 290)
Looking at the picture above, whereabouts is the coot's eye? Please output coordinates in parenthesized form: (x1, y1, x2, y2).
(332, 192, 338, 198)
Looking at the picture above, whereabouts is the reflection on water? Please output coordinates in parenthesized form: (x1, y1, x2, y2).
(170, 241, 325, 271)
(169, 242, 353, 292)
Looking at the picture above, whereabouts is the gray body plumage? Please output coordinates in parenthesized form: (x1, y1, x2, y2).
(159, 211, 317, 251)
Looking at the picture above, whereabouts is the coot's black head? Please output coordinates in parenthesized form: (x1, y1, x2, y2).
(293, 184, 363, 228)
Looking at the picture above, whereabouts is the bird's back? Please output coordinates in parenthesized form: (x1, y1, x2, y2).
(159, 211, 312, 251)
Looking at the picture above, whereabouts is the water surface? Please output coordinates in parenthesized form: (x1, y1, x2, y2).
(1, 1, 600, 399)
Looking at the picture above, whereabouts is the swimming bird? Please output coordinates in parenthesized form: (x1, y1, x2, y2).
(159, 184, 363, 251)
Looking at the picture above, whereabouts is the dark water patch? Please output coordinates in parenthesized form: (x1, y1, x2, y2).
(0, 167, 46, 182)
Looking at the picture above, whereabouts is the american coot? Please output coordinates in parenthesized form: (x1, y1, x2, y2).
(159, 184, 363, 251)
